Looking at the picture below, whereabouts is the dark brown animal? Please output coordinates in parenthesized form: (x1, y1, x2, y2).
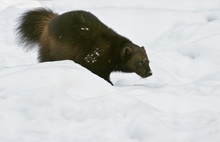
(16, 8, 152, 85)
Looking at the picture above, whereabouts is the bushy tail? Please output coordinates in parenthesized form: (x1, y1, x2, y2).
(16, 8, 57, 49)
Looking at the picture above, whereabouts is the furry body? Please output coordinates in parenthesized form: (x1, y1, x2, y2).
(17, 8, 152, 84)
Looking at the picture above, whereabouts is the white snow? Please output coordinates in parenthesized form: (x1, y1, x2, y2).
(81, 27, 89, 31)
(1, 0, 220, 142)
(84, 48, 102, 64)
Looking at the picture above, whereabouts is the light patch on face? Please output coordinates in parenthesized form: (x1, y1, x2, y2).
(84, 48, 103, 65)
(143, 58, 147, 62)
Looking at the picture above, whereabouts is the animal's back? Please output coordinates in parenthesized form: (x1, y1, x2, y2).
(42, 10, 129, 62)
(49, 11, 110, 42)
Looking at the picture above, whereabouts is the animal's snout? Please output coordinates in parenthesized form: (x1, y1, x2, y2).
(139, 69, 152, 78)
(147, 70, 153, 76)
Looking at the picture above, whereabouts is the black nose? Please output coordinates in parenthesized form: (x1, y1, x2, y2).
(148, 70, 153, 76)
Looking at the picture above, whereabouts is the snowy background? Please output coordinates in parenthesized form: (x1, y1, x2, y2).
(1, 0, 220, 142)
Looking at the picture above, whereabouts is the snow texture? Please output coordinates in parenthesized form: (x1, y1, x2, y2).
(84, 48, 103, 65)
(0, 0, 220, 142)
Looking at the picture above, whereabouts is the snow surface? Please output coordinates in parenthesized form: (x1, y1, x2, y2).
(1, 0, 220, 142)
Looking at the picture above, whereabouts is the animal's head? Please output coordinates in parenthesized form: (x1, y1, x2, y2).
(121, 43, 152, 78)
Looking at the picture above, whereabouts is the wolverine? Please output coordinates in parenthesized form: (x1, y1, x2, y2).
(16, 8, 152, 85)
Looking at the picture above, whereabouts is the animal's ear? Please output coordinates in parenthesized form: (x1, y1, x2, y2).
(141, 46, 147, 52)
(121, 47, 132, 58)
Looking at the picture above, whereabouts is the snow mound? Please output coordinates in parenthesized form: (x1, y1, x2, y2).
(0, 61, 113, 99)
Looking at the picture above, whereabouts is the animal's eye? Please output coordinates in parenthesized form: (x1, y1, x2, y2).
(135, 62, 144, 68)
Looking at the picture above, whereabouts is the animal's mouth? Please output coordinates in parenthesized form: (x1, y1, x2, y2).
(138, 70, 153, 78)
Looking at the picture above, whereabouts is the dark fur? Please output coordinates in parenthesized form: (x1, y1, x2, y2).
(16, 8, 152, 85)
